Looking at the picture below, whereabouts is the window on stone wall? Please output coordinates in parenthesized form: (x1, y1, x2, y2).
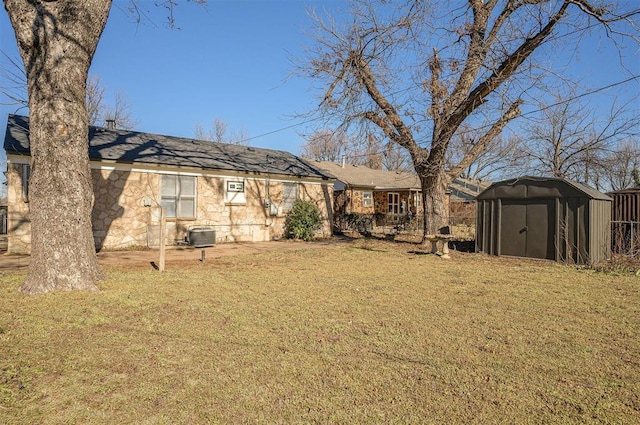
(362, 191, 373, 207)
(160, 175, 196, 218)
(22, 164, 30, 201)
(282, 182, 298, 211)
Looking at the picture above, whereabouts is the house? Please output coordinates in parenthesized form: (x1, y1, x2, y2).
(476, 176, 612, 265)
(3, 114, 335, 254)
(308, 160, 426, 220)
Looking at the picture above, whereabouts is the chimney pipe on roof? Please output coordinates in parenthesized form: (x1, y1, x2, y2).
(106, 119, 116, 130)
(341, 155, 346, 168)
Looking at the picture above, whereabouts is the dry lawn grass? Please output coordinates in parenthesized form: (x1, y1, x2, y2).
(0, 239, 638, 424)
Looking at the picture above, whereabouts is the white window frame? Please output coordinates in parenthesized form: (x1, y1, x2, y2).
(362, 191, 373, 207)
(388, 192, 400, 215)
(414, 192, 422, 209)
(160, 175, 197, 219)
(225, 179, 246, 204)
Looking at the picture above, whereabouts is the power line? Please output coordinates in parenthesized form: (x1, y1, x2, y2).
(239, 26, 639, 149)
(339, 73, 640, 162)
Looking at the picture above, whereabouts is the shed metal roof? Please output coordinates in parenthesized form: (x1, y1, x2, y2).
(3, 114, 333, 181)
(477, 176, 612, 201)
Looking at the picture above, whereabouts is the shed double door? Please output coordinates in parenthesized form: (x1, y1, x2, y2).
(499, 199, 555, 260)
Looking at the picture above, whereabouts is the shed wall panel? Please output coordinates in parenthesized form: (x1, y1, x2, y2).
(589, 199, 612, 264)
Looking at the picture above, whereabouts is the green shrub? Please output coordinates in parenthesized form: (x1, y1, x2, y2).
(284, 199, 322, 241)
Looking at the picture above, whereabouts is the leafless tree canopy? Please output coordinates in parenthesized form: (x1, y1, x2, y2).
(1, 61, 137, 129)
(598, 139, 640, 191)
(194, 118, 249, 145)
(103, 90, 139, 130)
(521, 91, 640, 190)
(300, 128, 348, 162)
(300, 0, 639, 235)
(446, 127, 525, 181)
(301, 128, 411, 171)
(0, 51, 27, 109)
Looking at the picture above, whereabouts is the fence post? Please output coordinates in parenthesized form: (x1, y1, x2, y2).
(632, 221, 636, 257)
(159, 207, 166, 272)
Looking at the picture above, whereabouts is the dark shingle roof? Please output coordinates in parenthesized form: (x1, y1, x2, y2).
(3, 114, 333, 180)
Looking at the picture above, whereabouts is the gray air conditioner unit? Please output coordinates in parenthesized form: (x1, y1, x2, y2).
(188, 227, 216, 247)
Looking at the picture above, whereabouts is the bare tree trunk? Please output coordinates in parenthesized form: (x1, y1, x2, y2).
(5, 0, 112, 294)
(417, 165, 449, 241)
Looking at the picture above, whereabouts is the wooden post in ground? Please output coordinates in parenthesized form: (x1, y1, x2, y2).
(159, 207, 166, 272)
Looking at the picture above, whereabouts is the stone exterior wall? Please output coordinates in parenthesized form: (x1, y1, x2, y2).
(184, 176, 333, 244)
(92, 168, 156, 250)
(6, 163, 31, 253)
(6, 161, 334, 253)
(334, 189, 426, 216)
(347, 189, 376, 214)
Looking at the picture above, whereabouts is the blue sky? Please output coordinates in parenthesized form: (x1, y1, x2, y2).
(1, 0, 639, 167)
(1, 1, 349, 156)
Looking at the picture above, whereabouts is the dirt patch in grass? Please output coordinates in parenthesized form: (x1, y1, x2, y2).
(1, 240, 638, 424)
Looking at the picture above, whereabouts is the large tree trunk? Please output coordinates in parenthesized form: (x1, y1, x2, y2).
(4, 0, 112, 294)
(418, 168, 449, 241)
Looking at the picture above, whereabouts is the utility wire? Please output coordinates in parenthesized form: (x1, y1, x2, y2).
(258, 72, 639, 162)
(238, 6, 640, 146)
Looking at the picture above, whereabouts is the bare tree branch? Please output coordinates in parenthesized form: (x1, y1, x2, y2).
(298, 0, 639, 236)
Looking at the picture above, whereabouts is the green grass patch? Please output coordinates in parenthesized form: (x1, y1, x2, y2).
(1, 240, 639, 424)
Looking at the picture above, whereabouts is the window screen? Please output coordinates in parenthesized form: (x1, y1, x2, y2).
(282, 183, 298, 211)
(160, 175, 196, 218)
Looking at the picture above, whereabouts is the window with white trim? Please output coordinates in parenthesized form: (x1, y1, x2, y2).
(362, 191, 373, 207)
(388, 192, 400, 215)
(282, 182, 298, 211)
(414, 192, 422, 209)
(225, 180, 246, 204)
(160, 175, 196, 218)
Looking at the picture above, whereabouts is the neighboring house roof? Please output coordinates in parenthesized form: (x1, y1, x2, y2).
(308, 160, 421, 190)
(3, 114, 334, 181)
(448, 178, 491, 202)
(308, 160, 491, 201)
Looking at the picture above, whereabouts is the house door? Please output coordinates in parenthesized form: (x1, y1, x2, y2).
(500, 199, 555, 260)
(388, 193, 400, 217)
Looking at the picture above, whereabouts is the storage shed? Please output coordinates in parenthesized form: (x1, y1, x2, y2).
(476, 176, 612, 265)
